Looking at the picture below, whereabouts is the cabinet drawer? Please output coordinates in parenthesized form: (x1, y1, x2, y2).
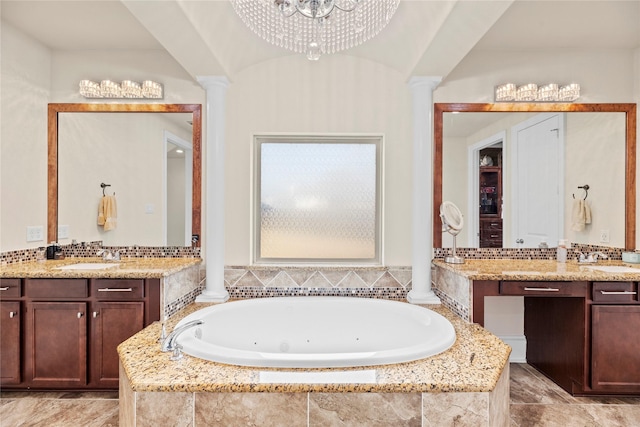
(480, 220, 503, 232)
(25, 279, 88, 299)
(592, 282, 637, 303)
(500, 281, 587, 296)
(91, 279, 144, 300)
(0, 279, 21, 299)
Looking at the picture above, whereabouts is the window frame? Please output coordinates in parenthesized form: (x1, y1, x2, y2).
(252, 134, 384, 266)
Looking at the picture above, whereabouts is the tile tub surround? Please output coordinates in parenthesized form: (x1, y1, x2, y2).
(432, 258, 640, 323)
(118, 302, 511, 426)
(223, 265, 412, 300)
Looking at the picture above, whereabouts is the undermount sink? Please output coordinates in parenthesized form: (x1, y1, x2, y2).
(584, 265, 640, 273)
(56, 262, 120, 270)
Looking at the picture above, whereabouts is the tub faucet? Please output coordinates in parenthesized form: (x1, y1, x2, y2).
(161, 319, 204, 360)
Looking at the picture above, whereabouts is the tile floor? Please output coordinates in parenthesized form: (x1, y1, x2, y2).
(1, 364, 639, 426)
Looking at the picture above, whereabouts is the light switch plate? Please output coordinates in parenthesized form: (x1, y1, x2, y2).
(26, 226, 44, 242)
(58, 224, 69, 239)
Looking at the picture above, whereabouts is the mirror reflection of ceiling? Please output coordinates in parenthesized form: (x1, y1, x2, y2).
(1, 1, 638, 78)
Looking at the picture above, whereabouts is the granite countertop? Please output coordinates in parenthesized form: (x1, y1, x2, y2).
(118, 302, 511, 394)
(0, 257, 202, 279)
(433, 258, 640, 281)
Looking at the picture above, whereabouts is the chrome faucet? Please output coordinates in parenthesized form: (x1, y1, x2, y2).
(161, 319, 204, 360)
(97, 249, 121, 261)
(578, 251, 608, 263)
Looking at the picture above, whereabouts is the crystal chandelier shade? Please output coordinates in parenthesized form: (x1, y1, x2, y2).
(231, 0, 400, 60)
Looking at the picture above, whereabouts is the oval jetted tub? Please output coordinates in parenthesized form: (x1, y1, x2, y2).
(172, 297, 456, 368)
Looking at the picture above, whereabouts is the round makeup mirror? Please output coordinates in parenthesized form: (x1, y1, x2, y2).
(440, 201, 464, 264)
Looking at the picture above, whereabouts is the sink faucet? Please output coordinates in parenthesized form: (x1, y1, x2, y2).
(97, 249, 121, 261)
(161, 319, 204, 361)
(578, 251, 608, 263)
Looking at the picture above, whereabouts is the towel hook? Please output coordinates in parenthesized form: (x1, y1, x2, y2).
(101, 182, 112, 196)
(572, 184, 589, 200)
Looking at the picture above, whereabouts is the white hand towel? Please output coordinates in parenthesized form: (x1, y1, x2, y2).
(103, 195, 117, 231)
(571, 199, 590, 231)
(97, 197, 106, 226)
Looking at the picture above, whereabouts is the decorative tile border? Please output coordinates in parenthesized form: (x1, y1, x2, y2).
(434, 244, 623, 261)
(165, 285, 206, 319)
(226, 286, 409, 300)
(1, 241, 200, 265)
(433, 285, 469, 321)
(224, 266, 412, 289)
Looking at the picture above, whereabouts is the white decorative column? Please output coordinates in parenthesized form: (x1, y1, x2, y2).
(407, 76, 442, 304)
(196, 76, 230, 302)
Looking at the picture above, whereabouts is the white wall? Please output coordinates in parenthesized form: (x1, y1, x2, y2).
(0, 21, 205, 251)
(2, 23, 638, 267)
(1, 22, 51, 251)
(224, 54, 414, 266)
(437, 48, 637, 339)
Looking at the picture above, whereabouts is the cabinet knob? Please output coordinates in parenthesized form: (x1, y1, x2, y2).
(93, 312, 98, 318)
(9, 311, 17, 318)
(516, 239, 524, 244)
(77, 312, 84, 318)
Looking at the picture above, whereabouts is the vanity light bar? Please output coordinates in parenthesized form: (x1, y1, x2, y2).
(79, 80, 163, 99)
(495, 83, 580, 102)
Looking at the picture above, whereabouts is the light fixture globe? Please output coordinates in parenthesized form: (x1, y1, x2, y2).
(231, 0, 400, 60)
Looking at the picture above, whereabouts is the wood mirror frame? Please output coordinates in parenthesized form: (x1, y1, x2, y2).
(433, 103, 637, 250)
(47, 103, 202, 246)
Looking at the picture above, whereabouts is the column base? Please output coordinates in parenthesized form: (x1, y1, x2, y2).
(407, 290, 441, 305)
(196, 289, 229, 303)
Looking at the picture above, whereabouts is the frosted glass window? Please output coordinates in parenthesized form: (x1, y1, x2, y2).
(255, 137, 381, 263)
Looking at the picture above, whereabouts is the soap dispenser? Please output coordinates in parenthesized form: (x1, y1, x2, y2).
(556, 239, 567, 263)
(46, 242, 57, 260)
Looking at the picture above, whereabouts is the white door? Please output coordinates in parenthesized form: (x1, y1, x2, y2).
(511, 113, 564, 247)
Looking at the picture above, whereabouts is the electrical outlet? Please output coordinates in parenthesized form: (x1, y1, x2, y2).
(58, 225, 69, 240)
(600, 229, 610, 243)
(26, 226, 44, 242)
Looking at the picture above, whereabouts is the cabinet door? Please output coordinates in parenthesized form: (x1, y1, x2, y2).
(591, 305, 640, 392)
(0, 301, 21, 385)
(90, 301, 144, 388)
(26, 302, 87, 388)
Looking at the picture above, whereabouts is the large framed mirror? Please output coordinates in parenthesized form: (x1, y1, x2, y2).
(48, 103, 202, 247)
(434, 103, 636, 250)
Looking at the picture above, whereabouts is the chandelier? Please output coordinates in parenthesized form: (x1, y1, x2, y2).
(231, 0, 400, 60)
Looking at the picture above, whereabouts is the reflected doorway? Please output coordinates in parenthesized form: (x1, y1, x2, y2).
(164, 131, 193, 246)
(467, 132, 504, 247)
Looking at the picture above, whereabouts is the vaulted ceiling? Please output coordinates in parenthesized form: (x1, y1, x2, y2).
(2, 0, 639, 82)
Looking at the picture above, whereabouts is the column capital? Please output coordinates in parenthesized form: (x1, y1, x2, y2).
(408, 76, 442, 91)
(196, 76, 230, 91)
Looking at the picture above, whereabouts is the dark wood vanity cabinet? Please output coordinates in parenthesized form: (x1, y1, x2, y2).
(1, 301, 21, 384)
(589, 282, 640, 393)
(26, 301, 88, 388)
(0, 279, 22, 385)
(473, 279, 640, 396)
(0, 277, 160, 390)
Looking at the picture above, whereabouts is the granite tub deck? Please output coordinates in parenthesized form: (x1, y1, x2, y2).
(118, 302, 511, 427)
